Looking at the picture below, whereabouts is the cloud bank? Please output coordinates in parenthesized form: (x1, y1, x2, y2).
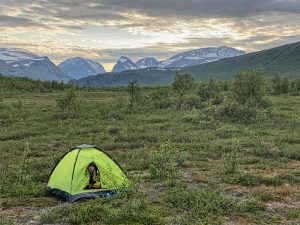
(0, 0, 299, 70)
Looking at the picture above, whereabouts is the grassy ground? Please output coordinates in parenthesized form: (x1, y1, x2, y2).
(0, 89, 299, 225)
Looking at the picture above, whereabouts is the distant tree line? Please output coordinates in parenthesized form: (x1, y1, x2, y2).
(270, 75, 300, 95)
(0, 74, 71, 93)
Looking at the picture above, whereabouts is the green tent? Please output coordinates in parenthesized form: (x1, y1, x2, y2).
(47, 144, 128, 202)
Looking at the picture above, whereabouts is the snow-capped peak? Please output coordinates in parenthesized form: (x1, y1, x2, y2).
(58, 57, 106, 80)
(119, 56, 130, 63)
(136, 57, 161, 68)
(0, 47, 71, 82)
(161, 46, 245, 68)
(112, 56, 140, 73)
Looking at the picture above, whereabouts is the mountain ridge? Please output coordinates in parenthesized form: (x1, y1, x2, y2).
(111, 46, 244, 72)
(161, 46, 245, 68)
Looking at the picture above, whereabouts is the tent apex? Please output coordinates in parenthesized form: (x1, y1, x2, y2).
(77, 144, 95, 149)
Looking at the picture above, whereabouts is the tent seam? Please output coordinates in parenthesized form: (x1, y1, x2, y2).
(70, 148, 81, 196)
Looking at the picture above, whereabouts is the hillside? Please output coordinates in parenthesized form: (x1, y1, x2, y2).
(76, 41, 300, 87)
(75, 68, 178, 87)
(185, 41, 300, 80)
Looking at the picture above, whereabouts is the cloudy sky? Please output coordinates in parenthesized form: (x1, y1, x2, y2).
(0, 0, 300, 71)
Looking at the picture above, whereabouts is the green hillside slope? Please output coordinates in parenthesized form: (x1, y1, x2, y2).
(185, 41, 300, 80)
(75, 69, 177, 87)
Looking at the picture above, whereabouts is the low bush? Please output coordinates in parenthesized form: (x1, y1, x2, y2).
(172, 72, 196, 109)
(214, 100, 259, 124)
(181, 94, 202, 109)
(215, 69, 272, 124)
(127, 80, 141, 110)
(149, 142, 186, 180)
(197, 75, 224, 105)
(147, 87, 173, 109)
(270, 75, 300, 95)
(56, 86, 85, 118)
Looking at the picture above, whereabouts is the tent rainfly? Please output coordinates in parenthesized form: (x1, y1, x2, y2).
(47, 144, 128, 202)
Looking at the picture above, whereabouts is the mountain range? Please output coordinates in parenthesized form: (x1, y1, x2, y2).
(0, 48, 71, 82)
(75, 41, 300, 87)
(111, 46, 244, 73)
(0, 46, 244, 81)
(1, 42, 299, 86)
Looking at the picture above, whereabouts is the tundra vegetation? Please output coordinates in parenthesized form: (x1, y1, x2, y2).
(0, 70, 299, 224)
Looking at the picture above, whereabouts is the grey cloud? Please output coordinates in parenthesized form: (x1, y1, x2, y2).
(100, 0, 300, 18)
(58, 25, 85, 30)
(0, 15, 48, 27)
(2, 0, 300, 22)
(1, 0, 300, 66)
(1, 0, 300, 33)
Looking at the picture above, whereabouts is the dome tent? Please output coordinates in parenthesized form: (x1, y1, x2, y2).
(47, 144, 128, 202)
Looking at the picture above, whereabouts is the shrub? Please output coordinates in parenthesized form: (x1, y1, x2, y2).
(270, 75, 290, 94)
(56, 86, 84, 118)
(215, 100, 259, 124)
(270, 75, 300, 95)
(149, 142, 186, 179)
(216, 69, 272, 123)
(290, 78, 300, 95)
(128, 80, 140, 110)
(223, 140, 239, 174)
(0, 90, 4, 102)
(230, 68, 265, 105)
(148, 87, 173, 109)
(198, 75, 224, 105)
(181, 94, 202, 109)
(172, 72, 196, 109)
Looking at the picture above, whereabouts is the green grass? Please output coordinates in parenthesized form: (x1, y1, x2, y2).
(0, 85, 299, 224)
